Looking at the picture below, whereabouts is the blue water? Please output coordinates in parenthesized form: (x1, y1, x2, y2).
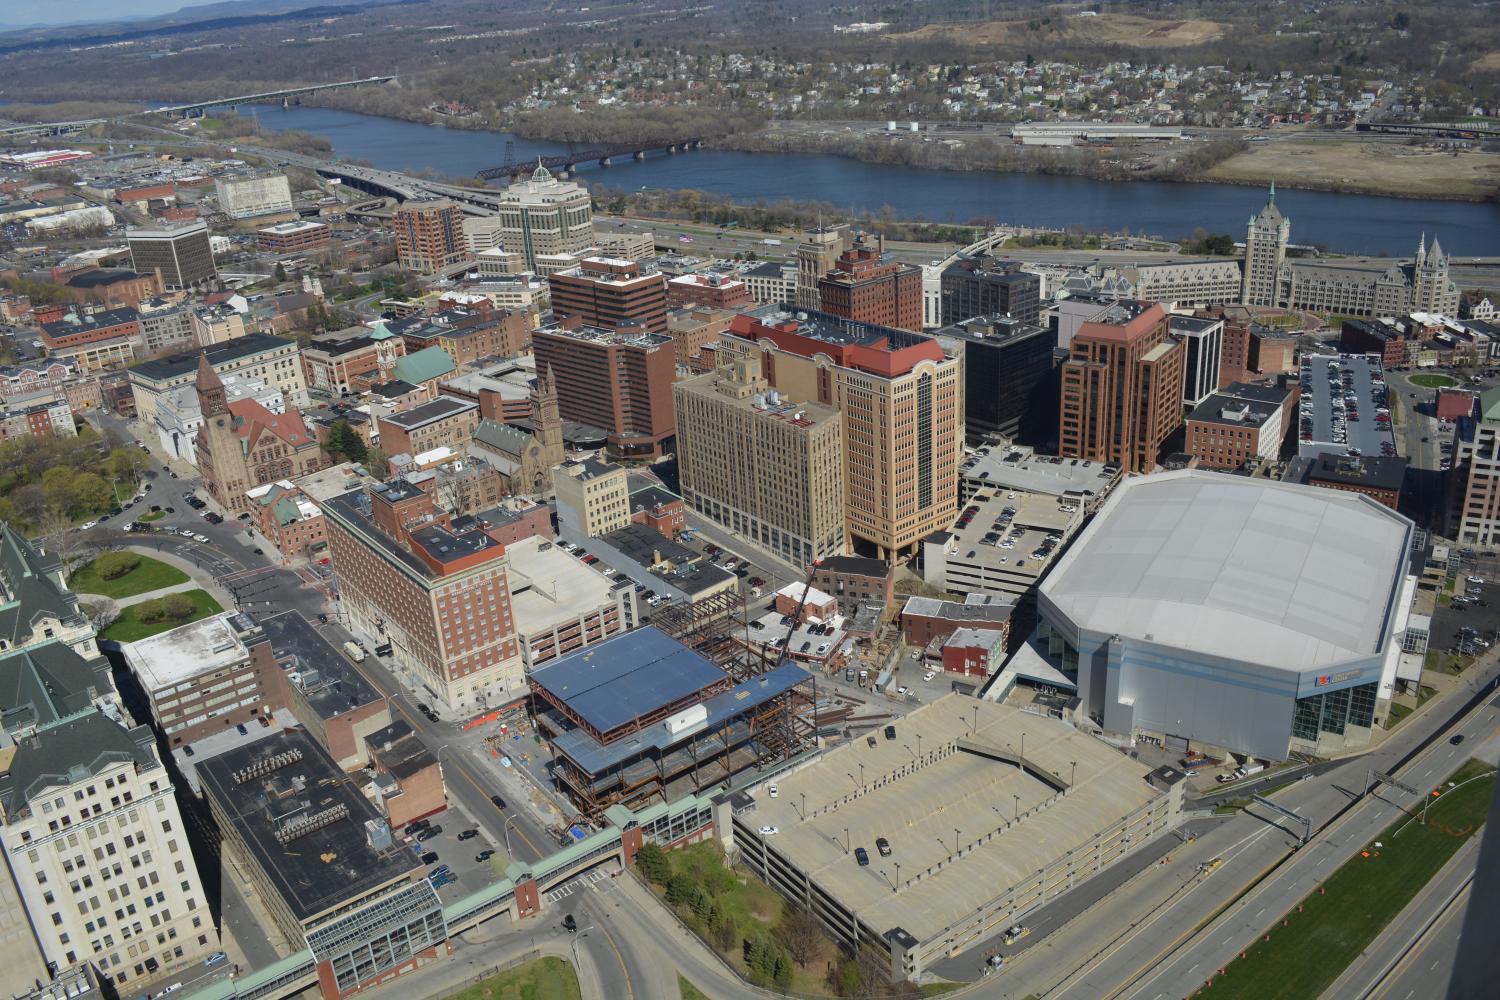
(244, 103, 1500, 257)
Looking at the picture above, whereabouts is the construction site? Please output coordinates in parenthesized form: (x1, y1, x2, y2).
(526, 589, 835, 822)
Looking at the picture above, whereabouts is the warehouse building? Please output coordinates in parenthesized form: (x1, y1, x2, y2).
(1037, 471, 1415, 761)
(730, 695, 1180, 981)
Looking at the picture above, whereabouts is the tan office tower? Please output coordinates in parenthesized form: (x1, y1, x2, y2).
(675, 357, 847, 568)
(496, 162, 595, 271)
(1241, 182, 1289, 307)
(720, 306, 961, 561)
(1059, 301, 1186, 475)
(796, 223, 852, 310)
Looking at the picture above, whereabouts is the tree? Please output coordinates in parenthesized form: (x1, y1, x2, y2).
(635, 841, 670, 885)
(775, 909, 824, 966)
(94, 551, 141, 580)
(136, 598, 167, 623)
(324, 421, 367, 463)
(366, 448, 390, 480)
(162, 593, 195, 620)
(666, 871, 694, 907)
(274, 262, 288, 282)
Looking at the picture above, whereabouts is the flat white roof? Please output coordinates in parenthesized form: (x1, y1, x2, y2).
(1041, 470, 1411, 672)
(123, 613, 250, 693)
(776, 581, 836, 609)
(507, 537, 620, 631)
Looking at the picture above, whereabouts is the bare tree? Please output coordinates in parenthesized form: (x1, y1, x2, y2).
(774, 909, 825, 967)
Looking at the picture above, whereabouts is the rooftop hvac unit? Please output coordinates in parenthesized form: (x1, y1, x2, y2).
(231, 747, 305, 785)
(365, 818, 392, 851)
(663, 703, 708, 736)
(274, 803, 350, 845)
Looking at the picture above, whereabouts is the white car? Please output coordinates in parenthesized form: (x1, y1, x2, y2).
(1469, 576, 1485, 585)
(767, 783, 778, 798)
(923, 671, 935, 682)
(758, 825, 779, 835)
(897, 685, 909, 695)
(193, 533, 209, 543)
(78, 520, 97, 531)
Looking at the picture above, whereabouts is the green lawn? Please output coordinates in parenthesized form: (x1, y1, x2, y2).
(102, 589, 223, 642)
(1409, 373, 1458, 389)
(138, 510, 165, 522)
(678, 975, 710, 1000)
(67, 554, 188, 598)
(443, 957, 580, 1000)
(1197, 761, 1495, 1000)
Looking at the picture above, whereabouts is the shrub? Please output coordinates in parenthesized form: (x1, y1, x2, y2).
(94, 552, 141, 580)
(162, 593, 195, 620)
(135, 598, 166, 623)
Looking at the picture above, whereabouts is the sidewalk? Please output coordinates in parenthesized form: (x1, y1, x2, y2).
(122, 544, 237, 607)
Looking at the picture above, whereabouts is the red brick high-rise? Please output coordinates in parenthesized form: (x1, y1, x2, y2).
(1059, 301, 1185, 475)
(816, 242, 923, 332)
(392, 199, 468, 275)
(532, 320, 677, 457)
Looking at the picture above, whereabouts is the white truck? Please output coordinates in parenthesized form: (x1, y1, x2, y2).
(342, 640, 366, 663)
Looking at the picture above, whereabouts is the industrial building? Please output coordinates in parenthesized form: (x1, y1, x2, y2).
(731, 695, 1180, 981)
(922, 480, 1084, 599)
(529, 627, 815, 820)
(1037, 471, 1415, 761)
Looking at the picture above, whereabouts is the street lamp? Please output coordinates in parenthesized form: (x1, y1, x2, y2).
(1013, 794, 1021, 821)
(859, 762, 865, 788)
(1070, 760, 1078, 787)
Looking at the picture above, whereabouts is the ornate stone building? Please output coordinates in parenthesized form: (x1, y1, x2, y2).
(194, 355, 324, 514)
(468, 364, 565, 495)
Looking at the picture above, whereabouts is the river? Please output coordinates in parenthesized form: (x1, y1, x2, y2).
(242, 103, 1500, 257)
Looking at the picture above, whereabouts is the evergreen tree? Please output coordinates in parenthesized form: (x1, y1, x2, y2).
(635, 841, 670, 884)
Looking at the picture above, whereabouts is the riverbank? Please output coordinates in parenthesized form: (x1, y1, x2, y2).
(714, 127, 1500, 204)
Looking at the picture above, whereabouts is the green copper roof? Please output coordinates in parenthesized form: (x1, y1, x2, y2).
(1479, 386, 1500, 422)
(391, 345, 456, 385)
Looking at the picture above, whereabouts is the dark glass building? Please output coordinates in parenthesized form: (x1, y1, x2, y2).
(940, 254, 1042, 326)
(939, 315, 1055, 445)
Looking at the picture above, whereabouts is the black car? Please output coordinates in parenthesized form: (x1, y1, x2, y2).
(420, 851, 439, 865)
(416, 826, 443, 841)
(876, 837, 892, 857)
(252, 548, 264, 555)
(317, 613, 329, 624)
(475, 850, 495, 863)
(457, 829, 479, 841)
(416, 703, 431, 714)
(884, 725, 896, 741)
(405, 820, 430, 836)
(562, 913, 577, 932)
(1450, 734, 1466, 746)
(490, 794, 506, 810)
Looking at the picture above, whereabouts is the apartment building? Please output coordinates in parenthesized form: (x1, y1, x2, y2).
(393, 200, 468, 275)
(322, 479, 524, 711)
(666, 307, 734, 368)
(121, 612, 292, 746)
(1184, 382, 1290, 471)
(190, 306, 246, 349)
(742, 261, 798, 306)
(674, 357, 847, 567)
(719, 306, 962, 560)
(257, 220, 332, 253)
(554, 458, 632, 539)
(665, 273, 752, 311)
(1059, 301, 1185, 475)
(376, 397, 480, 458)
(816, 242, 923, 333)
(532, 321, 676, 457)
(548, 257, 669, 336)
(1452, 387, 1500, 548)
(493, 163, 594, 270)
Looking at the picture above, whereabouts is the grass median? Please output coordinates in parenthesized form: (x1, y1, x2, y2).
(1196, 759, 1495, 1000)
(67, 553, 188, 598)
(102, 589, 223, 642)
(442, 956, 580, 1000)
(1409, 373, 1458, 389)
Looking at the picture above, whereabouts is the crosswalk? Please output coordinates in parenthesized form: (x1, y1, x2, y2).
(543, 866, 616, 903)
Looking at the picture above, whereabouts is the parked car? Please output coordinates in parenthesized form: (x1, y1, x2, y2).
(420, 851, 439, 865)
(876, 837, 892, 857)
(417, 826, 443, 841)
(854, 847, 869, 866)
(758, 825, 779, 835)
(767, 783, 778, 798)
(457, 829, 479, 841)
(476, 850, 495, 862)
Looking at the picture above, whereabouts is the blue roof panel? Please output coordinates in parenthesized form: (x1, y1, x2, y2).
(529, 628, 727, 733)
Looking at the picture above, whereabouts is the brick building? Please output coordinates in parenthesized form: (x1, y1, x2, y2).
(940, 627, 1005, 677)
(392, 199, 468, 275)
(532, 320, 676, 457)
(257, 219, 333, 253)
(666, 306, 735, 368)
(1184, 382, 1291, 471)
(302, 325, 406, 396)
(900, 594, 1014, 650)
(810, 555, 896, 617)
(322, 479, 525, 711)
(1059, 301, 1185, 474)
(817, 242, 923, 333)
(364, 719, 446, 827)
(665, 272, 752, 311)
(376, 396, 480, 459)
(1304, 453, 1407, 510)
(548, 257, 669, 336)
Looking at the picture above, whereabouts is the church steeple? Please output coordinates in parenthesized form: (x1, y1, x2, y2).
(195, 353, 228, 418)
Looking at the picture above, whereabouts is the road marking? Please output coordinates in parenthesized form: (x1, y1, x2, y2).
(592, 914, 634, 1000)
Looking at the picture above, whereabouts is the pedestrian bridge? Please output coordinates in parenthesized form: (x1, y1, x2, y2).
(182, 794, 715, 1000)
